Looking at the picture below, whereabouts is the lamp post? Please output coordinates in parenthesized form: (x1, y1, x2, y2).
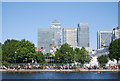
(25, 58, 27, 63)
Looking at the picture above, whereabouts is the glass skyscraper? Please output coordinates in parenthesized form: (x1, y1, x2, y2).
(38, 21, 90, 53)
(77, 23, 89, 47)
(62, 28, 77, 48)
(38, 29, 54, 53)
(38, 20, 61, 53)
(50, 20, 61, 49)
(97, 31, 112, 49)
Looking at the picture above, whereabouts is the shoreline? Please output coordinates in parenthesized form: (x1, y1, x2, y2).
(0, 69, 120, 72)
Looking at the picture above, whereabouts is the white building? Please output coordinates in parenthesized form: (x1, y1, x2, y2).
(96, 47, 109, 57)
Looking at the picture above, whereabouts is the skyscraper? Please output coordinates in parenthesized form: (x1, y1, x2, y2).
(97, 31, 112, 49)
(62, 28, 77, 48)
(38, 29, 54, 53)
(51, 20, 61, 28)
(38, 20, 62, 53)
(77, 23, 89, 47)
(50, 20, 61, 49)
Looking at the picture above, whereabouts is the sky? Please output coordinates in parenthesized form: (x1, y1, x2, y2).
(2, 2, 118, 49)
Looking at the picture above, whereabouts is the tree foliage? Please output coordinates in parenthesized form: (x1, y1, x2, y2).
(15, 39, 36, 63)
(2, 39, 46, 64)
(2, 39, 19, 63)
(54, 43, 74, 63)
(97, 55, 108, 67)
(74, 47, 91, 65)
(109, 39, 120, 64)
(54, 43, 91, 64)
(33, 51, 45, 63)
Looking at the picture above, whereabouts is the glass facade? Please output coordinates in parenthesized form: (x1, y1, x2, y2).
(38, 29, 54, 53)
(50, 28, 61, 49)
(38, 20, 62, 53)
(112, 27, 120, 41)
(77, 23, 89, 47)
(97, 31, 112, 49)
(50, 20, 61, 49)
(62, 28, 77, 48)
(38, 21, 90, 53)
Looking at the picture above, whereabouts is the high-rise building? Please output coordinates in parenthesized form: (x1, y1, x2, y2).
(97, 31, 112, 49)
(62, 28, 77, 48)
(38, 20, 62, 53)
(112, 27, 120, 41)
(38, 29, 54, 53)
(77, 23, 89, 47)
(50, 20, 61, 49)
(51, 20, 61, 28)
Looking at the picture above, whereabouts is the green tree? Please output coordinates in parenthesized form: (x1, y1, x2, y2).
(109, 39, 120, 64)
(54, 43, 74, 63)
(97, 55, 108, 67)
(33, 51, 45, 63)
(0, 42, 2, 47)
(15, 39, 36, 63)
(2, 39, 19, 63)
(74, 47, 91, 66)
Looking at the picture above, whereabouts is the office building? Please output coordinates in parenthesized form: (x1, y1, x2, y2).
(38, 20, 62, 53)
(112, 27, 120, 41)
(38, 29, 54, 53)
(50, 20, 62, 49)
(97, 31, 112, 49)
(51, 20, 61, 28)
(62, 28, 77, 48)
(77, 23, 89, 47)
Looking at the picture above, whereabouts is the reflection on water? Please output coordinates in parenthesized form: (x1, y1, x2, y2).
(2, 72, 119, 79)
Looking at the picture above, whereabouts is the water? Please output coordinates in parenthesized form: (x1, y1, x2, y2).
(2, 72, 119, 79)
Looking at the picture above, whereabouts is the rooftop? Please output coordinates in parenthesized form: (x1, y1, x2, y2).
(51, 20, 60, 23)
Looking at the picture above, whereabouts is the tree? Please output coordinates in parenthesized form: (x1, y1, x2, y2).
(33, 51, 45, 63)
(54, 43, 74, 63)
(0, 42, 2, 47)
(97, 55, 108, 67)
(109, 39, 120, 64)
(74, 47, 91, 66)
(2, 39, 19, 63)
(15, 39, 36, 63)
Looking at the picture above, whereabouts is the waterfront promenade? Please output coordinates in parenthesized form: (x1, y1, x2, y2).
(1, 69, 119, 72)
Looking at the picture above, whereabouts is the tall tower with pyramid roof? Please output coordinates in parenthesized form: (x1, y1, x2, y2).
(51, 20, 61, 28)
(50, 20, 62, 49)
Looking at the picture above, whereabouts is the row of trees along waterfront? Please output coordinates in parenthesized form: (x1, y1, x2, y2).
(1, 39, 120, 67)
(1, 39, 92, 66)
(1, 39, 45, 66)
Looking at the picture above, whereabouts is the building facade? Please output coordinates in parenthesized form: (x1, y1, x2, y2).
(77, 23, 89, 47)
(50, 20, 62, 49)
(38, 20, 62, 53)
(112, 27, 120, 41)
(62, 28, 77, 48)
(97, 31, 112, 49)
(38, 21, 90, 53)
(38, 29, 54, 53)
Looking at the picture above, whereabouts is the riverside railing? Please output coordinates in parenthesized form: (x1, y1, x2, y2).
(10, 63, 79, 67)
